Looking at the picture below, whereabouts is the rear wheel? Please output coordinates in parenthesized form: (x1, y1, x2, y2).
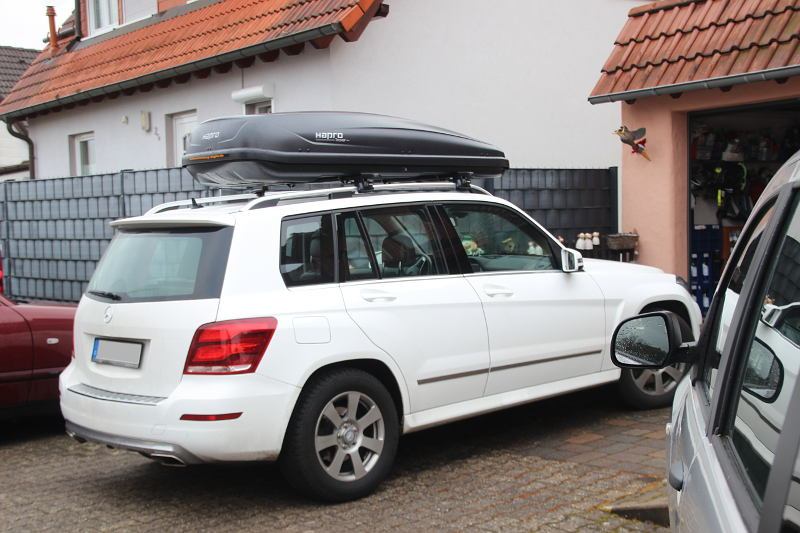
(619, 309, 692, 409)
(279, 368, 399, 502)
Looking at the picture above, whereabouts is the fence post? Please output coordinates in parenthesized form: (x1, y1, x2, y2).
(1, 181, 10, 298)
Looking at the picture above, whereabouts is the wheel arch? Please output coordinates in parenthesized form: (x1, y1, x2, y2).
(300, 358, 407, 424)
(640, 300, 696, 341)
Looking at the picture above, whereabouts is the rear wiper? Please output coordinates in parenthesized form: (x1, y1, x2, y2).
(88, 290, 122, 301)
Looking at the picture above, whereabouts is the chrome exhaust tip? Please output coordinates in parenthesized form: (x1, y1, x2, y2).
(66, 430, 87, 444)
(150, 453, 187, 467)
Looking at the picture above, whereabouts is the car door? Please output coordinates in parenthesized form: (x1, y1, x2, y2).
(337, 204, 491, 413)
(669, 179, 800, 533)
(0, 296, 33, 408)
(439, 202, 605, 396)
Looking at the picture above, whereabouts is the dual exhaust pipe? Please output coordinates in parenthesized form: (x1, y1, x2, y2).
(66, 430, 187, 467)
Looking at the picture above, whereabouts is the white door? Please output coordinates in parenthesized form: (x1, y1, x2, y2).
(171, 111, 197, 167)
(337, 206, 490, 413)
(441, 203, 606, 396)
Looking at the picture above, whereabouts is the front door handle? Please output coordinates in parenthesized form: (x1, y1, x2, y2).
(360, 289, 397, 302)
(483, 284, 514, 297)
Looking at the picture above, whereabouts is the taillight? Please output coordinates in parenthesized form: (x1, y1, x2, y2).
(184, 318, 277, 375)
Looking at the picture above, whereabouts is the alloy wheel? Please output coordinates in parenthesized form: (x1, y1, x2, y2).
(630, 364, 688, 396)
(314, 391, 385, 482)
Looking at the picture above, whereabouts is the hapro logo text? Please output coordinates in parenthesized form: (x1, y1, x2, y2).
(315, 132, 346, 142)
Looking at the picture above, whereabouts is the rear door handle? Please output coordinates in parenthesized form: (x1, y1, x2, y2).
(360, 289, 397, 302)
(483, 284, 514, 297)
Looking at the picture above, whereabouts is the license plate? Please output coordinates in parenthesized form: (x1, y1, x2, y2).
(91, 338, 143, 369)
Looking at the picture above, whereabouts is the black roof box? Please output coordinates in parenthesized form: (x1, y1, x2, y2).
(183, 112, 508, 187)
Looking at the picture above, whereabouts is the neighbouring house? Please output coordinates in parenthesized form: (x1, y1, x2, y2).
(591, 0, 800, 314)
(0, 0, 645, 180)
(0, 46, 38, 181)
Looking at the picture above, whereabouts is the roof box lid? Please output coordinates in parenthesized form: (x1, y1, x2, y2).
(182, 112, 508, 187)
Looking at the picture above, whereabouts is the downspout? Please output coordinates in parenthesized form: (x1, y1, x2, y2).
(73, 0, 82, 41)
(6, 121, 35, 179)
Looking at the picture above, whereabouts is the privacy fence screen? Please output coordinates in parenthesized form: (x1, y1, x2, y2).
(0, 167, 618, 303)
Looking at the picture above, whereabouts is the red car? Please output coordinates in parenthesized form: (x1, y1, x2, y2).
(0, 294, 75, 415)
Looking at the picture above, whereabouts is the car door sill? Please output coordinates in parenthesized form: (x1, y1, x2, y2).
(404, 368, 620, 433)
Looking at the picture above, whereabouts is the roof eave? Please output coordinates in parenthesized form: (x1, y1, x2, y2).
(0, 23, 343, 122)
(589, 64, 800, 104)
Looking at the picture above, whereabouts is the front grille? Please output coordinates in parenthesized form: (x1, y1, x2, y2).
(68, 383, 165, 406)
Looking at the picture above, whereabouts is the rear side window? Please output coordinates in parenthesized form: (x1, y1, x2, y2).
(87, 227, 233, 303)
(280, 215, 335, 287)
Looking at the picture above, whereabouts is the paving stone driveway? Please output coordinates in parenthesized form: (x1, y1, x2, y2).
(0, 384, 670, 532)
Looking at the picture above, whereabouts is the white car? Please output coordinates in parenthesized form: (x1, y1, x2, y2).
(60, 182, 700, 501)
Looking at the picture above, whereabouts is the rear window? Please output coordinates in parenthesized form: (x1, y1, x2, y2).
(86, 227, 233, 303)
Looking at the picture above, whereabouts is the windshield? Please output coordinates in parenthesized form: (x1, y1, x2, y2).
(86, 227, 233, 303)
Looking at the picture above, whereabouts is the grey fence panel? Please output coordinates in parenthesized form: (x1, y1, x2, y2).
(0, 167, 618, 303)
(0, 168, 208, 302)
(483, 167, 619, 247)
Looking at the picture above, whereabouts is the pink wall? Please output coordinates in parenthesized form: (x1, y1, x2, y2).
(619, 77, 800, 278)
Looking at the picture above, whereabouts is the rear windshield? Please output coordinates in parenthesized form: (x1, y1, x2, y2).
(86, 227, 233, 303)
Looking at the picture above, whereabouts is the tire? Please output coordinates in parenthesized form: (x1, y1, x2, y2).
(618, 311, 692, 409)
(279, 368, 399, 502)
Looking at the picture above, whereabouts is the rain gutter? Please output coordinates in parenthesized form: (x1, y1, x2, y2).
(588, 64, 800, 104)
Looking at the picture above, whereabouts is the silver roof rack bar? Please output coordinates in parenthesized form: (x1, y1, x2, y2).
(145, 193, 258, 215)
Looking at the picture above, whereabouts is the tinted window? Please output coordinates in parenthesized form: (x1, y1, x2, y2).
(359, 206, 445, 279)
(728, 198, 800, 504)
(337, 213, 378, 282)
(705, 204, 775, 399)
(443, 203, 555, 273)
(280, 215, 335, 287)
(87, 227, 232, 302)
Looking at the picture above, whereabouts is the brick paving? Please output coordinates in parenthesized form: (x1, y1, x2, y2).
(0, 384, 670, 532)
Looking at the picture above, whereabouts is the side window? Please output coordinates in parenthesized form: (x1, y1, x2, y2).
(279, 215, 334, 287)
(337, 212, 378, 282)
(726, 197, 800, 505)
(442, 203, 555, 273)
(704, 203, 775, 399)
(359, 206, 445, 279)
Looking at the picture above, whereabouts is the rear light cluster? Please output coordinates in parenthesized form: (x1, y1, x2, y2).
(184, 317, 277, 375)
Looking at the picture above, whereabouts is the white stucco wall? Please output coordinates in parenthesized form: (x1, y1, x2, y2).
(27, 0, 644, 179)
(0, 126, 29, 167)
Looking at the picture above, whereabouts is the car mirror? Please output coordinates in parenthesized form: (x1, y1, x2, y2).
(561, 248, 584, 273)
(611, 311, 693, 369)
(742, 339, 783, 403)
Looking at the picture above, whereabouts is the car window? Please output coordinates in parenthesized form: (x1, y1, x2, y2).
(726, 198, 800, 505)
(279, 215, 335, 287)
(358, 205, 445, 279)
(337, 212, 378, 282)
(442, 203, 555, 273)
(704, 203, 776, 399)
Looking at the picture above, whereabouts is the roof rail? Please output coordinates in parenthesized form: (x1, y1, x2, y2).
(145, 193, 258, 215)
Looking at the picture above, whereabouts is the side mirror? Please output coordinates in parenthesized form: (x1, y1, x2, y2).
(561, 248, 584, 273)
(742, 339, 782, 403)
(611, 311, 694, 369)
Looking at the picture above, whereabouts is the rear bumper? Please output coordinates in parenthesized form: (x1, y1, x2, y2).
(59, 364, 301, 463)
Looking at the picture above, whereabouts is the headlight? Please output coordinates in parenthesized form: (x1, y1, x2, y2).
(676, 275, 691, 293)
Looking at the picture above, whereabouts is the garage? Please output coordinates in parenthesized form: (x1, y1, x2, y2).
(590, 0, 800, 313)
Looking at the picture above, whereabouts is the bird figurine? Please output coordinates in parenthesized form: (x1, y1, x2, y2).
(614, 126, 651, 161)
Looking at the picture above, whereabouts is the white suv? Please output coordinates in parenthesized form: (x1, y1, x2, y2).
(60, 183, 700, 501)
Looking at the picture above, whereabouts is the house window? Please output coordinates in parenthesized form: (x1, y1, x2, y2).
(89, 0, 119, 34)
(122, 0, 157, 23)
(246, 100, 273, 115)
(168, 111, 197, 167)
(71, 132, 95, 176)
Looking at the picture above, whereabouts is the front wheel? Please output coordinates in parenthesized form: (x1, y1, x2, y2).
(279, 368, 399, 502)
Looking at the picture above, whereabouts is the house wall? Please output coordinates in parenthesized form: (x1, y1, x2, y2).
(27, 0, 644, 178)
(619, 76, 800, 278)
(0, 127, 29, 168)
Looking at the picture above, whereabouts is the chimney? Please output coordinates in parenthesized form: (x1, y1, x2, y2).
(46, 6, 59, 55)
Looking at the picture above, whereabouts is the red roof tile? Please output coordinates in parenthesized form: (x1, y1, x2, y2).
(590, 0, 800, 102)
(0, 0, 383, 119)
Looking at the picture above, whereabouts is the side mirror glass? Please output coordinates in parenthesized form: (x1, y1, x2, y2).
(611, 311, 688, 369)
(561, 248, 584, 273)
(742, 339, 782, 403)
